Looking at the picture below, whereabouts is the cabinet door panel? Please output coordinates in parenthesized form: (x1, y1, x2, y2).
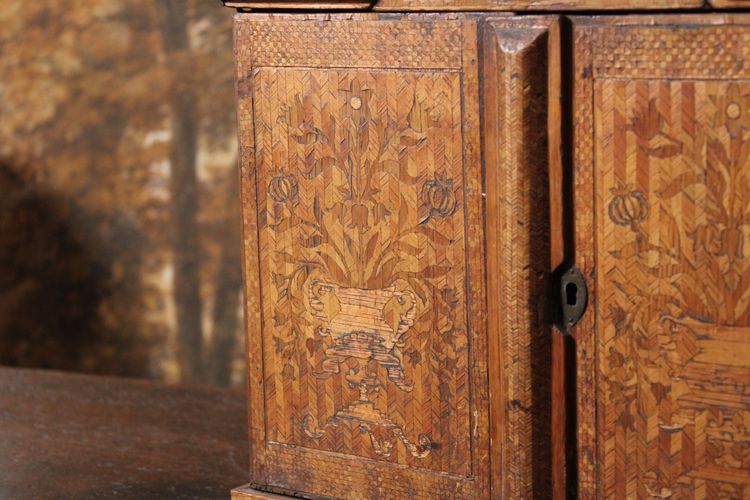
(573, 16, 750, 499)
(235, 14, 490, 499)
(234, 13, 559, 499)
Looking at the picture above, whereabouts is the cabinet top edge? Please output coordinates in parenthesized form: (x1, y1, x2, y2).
(231, 11, 515, 20)
(570, 12, 750, 26)
(222, 0, 708, 12)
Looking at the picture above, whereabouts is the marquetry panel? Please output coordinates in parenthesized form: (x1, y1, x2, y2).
(574, 17, 750, 499)
(589, 26, 750, 80)
(237, 18, 463, 69)
(254, 66, 471, 476)
(234, 14, 490, 499)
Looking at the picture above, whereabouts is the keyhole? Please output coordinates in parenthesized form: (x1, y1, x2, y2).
(566, 282, 578, 306)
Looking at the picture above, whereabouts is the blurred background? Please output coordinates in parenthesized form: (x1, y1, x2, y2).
(0, 1, 244, 386)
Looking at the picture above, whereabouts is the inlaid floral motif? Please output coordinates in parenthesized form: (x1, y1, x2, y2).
(599, 80, 750, 496)
(712, 83, 750, 138)
(254, 69, 469, 471)
(608, 186, 649, 231)
(268, 173, 299, 204)
(420, 177, 459, 225)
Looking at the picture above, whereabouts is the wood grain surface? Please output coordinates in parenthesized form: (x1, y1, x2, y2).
(0, 367, 248, 500)
(572, 15, 750, 499)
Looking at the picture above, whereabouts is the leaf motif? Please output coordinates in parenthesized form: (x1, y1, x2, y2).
(644, 263, 681, 279)
(291, 127, 321, 145)
(273, 215, 298, 233)
(707, 137, 730, 168)
(382, 159, 422, 184)
(273, 311, 288, 326)
(365, 232, 379, 260)
(313, 193, 323, 224)
(421, 265, 452, 279)
(398, 240, 421, 255)
(300, 233, 322, 249)
(418, 225, 452, 246)
(658, 205, 681, 252)
(658, 172, 703, 199)
(300, 156, 335, 180)
(271, 272, 287, 289)
(369, 256, 400, 288)
(407, 93, 434, 133)
(320, 252, 347, 283)
(278, 252, 297, 264)
(406, 277, 428, 305)
(397, 194, 409, 233)
(631, 98, 662, 140)
(401, 134, 425, 147)
(642, 144, 683, 159)
(357, 119, 369, 153)
(273, 336, 286, 354)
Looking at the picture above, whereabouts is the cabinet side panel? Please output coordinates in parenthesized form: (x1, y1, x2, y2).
(234, 14, 267, 484)
(483, 18, 555, 499)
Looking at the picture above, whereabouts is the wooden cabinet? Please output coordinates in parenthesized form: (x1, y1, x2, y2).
(225, 3, 750, 499)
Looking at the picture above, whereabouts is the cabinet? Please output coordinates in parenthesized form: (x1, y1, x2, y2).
(224, 3, 750, 498)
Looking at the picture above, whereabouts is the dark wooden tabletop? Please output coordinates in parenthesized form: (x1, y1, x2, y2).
(0, 367, 248, 499)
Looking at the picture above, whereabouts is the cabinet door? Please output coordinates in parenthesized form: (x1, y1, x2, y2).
(234, 13, 557, 499)
(572, 16, 750, 499)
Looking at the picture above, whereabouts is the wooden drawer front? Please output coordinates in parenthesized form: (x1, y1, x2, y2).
(235, 14, 489, 499)
(573, 16, 750, 499)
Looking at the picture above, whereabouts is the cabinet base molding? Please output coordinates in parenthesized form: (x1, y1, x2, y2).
(231, 485, 295, 499)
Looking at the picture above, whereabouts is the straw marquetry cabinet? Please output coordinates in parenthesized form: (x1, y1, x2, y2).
(222, 0, 750, 497)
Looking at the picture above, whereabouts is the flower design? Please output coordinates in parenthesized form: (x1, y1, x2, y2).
(712, 83, 750, 138)
(609, 187, 649, 231)
(278, 94, 323, 145)
(631, 98, 664, 141)
(692, 224, 744, 258)
(419, 178, 458, 225)
(339, 79, 372, 122)
(631, 98, 683, 158)
(407, 93, 441, 133)
(267, 76, 461, 462)
(349, 203, 369, 232)
(268, 174, 299, 203)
